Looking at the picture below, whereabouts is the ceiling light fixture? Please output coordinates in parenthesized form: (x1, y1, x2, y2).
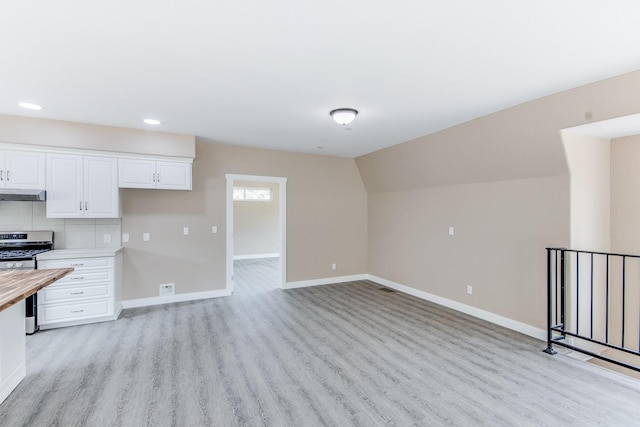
(18, 102, 43, 110)
(144, 118, 161, 125)
(330, 108, 358, 125)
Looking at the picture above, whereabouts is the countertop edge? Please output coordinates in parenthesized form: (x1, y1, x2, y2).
(0, 268, 74, 312)
(36, 247, 124, 260)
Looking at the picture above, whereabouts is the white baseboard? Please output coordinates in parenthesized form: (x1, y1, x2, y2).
(0, 363, 25, 405)
(285, 274, 368, 290)
(233, 253, 280, 260)
(123, 288, 232, 309)
(367, 275, 546, 341)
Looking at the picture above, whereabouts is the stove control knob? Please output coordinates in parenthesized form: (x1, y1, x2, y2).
(15, 262, 23, 268)
(6, 262, 14, 268)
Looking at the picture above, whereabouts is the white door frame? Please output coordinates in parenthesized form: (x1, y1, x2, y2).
(226, 174, 287, 293)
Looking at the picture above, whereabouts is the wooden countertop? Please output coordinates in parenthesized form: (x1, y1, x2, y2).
(0, 268, 74, 312)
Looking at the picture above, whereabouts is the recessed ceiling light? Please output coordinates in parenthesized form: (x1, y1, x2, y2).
(144, 118, 161, 125)
(18, 102, 43, 110)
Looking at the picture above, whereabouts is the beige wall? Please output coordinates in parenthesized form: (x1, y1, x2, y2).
(233, 181, 280, 257)
(121, 141, 368, 299)
(562, 132, 611, 251)
(561, 133, 611, 338)
(610, 135, 640, 350)
(0, 114, 195, 158)
(367, 176, 568, 328)
(357, 70, 640, 330)
(611, 134, 640, 254)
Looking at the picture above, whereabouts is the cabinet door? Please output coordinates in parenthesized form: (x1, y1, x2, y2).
(3, 150, 46, 189)
(46, 154, 83, 218)
(156, 161, 192, 190)
(118, 159, 156, 188)
(84, 156, 119, 218)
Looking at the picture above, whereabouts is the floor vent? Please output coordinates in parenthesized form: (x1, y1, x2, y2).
(378, 287, 396, 293)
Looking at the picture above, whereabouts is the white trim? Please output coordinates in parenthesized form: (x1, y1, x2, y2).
(0, 142, 193, 163)
(233, 253, 280, 260)
(39, 312, 121, 330)
(226, 174, 287, 294)
(367, 275, 546, 341)
(122, 289, 232, 309)
(285, 274, 368, 290)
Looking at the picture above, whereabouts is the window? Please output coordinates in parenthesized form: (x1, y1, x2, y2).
(233, 186, 272, 201)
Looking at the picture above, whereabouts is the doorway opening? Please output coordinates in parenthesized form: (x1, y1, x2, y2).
(226, 174, 287, 295)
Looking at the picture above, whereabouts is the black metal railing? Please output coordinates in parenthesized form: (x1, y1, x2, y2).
(544, 248, 640, 372)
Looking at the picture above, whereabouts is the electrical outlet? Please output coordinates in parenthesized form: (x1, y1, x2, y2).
(183, 227, 189, 235)
(122, 233, 129, 243)
(449, 226, 455, 236)
(467, 285, 473, 295)
(331, 263, 337, 270)
(159, 283, 175, 296)
(143, 232, 150, 242)
(103, 234, 112, 243)
(211, 226, 218, 234)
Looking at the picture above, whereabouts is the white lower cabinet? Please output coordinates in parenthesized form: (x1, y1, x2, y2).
(37, 253, 123, 329)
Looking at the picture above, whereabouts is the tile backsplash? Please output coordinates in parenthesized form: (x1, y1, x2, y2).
(0, 201, 121, 249)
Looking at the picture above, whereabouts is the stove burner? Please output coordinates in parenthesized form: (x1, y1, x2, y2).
(0, 249, 51, 260)
(0, 231, 54, 267)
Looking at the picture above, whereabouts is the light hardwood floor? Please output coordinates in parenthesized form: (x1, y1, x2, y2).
(1, 258, 640, 426)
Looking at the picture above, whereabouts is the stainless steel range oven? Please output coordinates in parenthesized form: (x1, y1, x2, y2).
(0, 231, 54, 334)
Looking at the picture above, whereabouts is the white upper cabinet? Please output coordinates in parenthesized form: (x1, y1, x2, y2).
(117, 159, 155, 189)
(46, 154, 119, 218)
(155, 161, 192, 190)
(118, 158, 192, 190)
(46, 154, 83, 218)
(0, 150, 46, 189)
(84, 156, 120, 217)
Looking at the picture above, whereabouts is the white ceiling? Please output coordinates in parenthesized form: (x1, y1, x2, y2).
(2, 1, 640, 158)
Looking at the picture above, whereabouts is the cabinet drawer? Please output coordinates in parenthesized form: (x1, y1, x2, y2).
(39, 284, 111, 304)
(47, 269, 113, 286)
(39, 299, 112, 323)
(39, 257, 113, 270)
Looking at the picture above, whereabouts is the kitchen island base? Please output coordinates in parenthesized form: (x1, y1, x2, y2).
(0, 301, 26, 404)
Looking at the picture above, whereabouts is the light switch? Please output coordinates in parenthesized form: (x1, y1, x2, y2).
(449, 226, 455, 236)
(143, 232, 150, 242)
(122, 233, 129, 243)
(211, 226, 218, 234)
(183, 227, 189, 235)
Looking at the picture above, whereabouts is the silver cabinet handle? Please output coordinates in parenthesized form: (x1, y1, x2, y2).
(70, 276, 85, 280)
(157, 173, 160, 183)
(85, 201, 88, 211)
(70, 263, 84, 267)
(0, 170, 3, 180)
(80, 201, 83, 210)
(6, 170, 9, 181)
(70, 291, 85, 295)
(152, 172, 156, 182)
(70, 309, 84, 314)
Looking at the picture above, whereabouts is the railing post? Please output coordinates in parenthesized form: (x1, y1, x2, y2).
(544, 248, 557, 355)
(560, 248, 566, 337)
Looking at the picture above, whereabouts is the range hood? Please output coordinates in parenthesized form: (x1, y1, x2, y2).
(0, 189, 46, 201)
